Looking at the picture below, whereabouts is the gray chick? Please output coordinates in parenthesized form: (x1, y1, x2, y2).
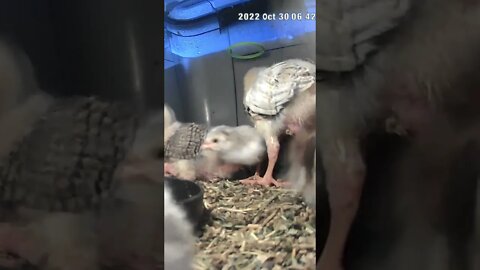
(199, 125, 266, 179)
(164, 104, 266, 181)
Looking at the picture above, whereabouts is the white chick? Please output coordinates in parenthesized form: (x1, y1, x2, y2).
(199, 125, 266, 179)
(242, 59, 316, 187)
(164, 185, 196, 270)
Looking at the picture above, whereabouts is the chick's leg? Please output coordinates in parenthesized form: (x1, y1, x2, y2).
(318, 138, 365, 270)
(240, 136, 289, 187)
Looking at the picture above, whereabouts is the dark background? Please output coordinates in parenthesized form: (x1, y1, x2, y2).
(0, 0, 163, 110)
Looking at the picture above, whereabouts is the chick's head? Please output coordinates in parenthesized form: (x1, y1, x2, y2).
(200, 125, 234, 153)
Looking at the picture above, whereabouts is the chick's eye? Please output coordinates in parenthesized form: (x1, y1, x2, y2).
(212, 138, 218, 143)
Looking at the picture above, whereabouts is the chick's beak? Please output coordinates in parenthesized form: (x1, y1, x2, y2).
(201, 142, 214, 150)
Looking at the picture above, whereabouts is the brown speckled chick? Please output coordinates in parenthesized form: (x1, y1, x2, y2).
(242, 59, 316, 187)
(163, 104, 208, 180)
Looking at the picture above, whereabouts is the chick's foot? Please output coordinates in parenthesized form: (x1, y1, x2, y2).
(240, 174, 290, 187)
(238, 172, 259, 182)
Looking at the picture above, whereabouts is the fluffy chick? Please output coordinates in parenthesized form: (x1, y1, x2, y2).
(163, 107, 207, 180)
(163, 103, 266, 181)
(242, 59, 316, 187)
(199, 125, 266, 179)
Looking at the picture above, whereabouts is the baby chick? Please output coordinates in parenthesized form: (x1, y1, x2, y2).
(199, 125, 266, 179)
(163, 111, 208, 180)
(164, 103, 266, 181)
(242, 59, 316, 187)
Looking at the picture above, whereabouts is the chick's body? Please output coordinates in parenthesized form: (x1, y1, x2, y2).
(163, 110, 208, 181)
(164, 123, 208, 180)
(199, 125, 266, 179)
(165, 123, 208, 161)
(242, 59, 316, 187)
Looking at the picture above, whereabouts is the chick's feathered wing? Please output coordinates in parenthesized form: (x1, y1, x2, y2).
(165, 123, 208, 161)
(244, 59, 316, 117)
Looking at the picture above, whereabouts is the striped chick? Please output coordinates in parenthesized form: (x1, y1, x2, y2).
(242, 59, 316, 187)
